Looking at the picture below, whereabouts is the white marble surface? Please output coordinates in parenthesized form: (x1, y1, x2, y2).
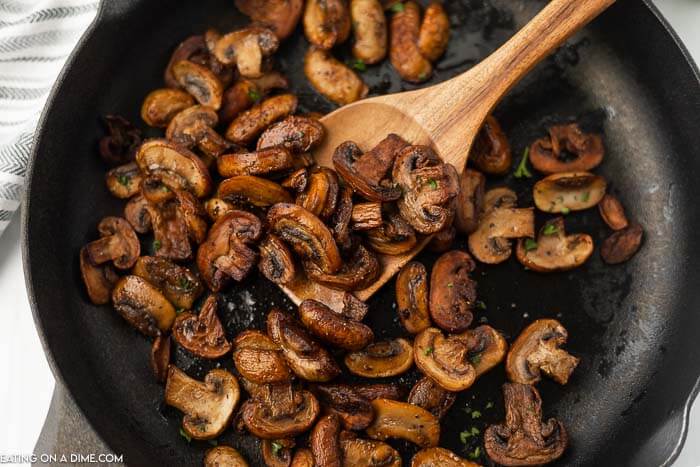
(0, 1, 699, 465)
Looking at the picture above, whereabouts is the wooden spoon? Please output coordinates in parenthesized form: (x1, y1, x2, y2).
(281, 0, 615, 311)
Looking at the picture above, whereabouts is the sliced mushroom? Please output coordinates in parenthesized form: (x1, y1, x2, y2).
(219, 72, 289, 123)
(412, 447, 480, 467)
(299, 299, 374, 351)
(598, 194, 629, 231)
(333, 134, 408, 202)
(311, 413, 343, 467)
(146, 198, 193, 261)
(350, 0, 388, 64)
(413, 327, 474, 391)
(204, 445, 249, 467)
(132, 256, 202, 309)
(140, 176, 176, 204)
(241, 384, 321, 438)
(395, 261, 432, 334)
(166, 105, 232, 161)
(416, 2, 450, 62)
(105, 162, 143, 199)
(506, 319, 579, 386)
(124, 195, 152, 233)
(342, 438, 401, 467)
(204, 198, 236, 222)
(262, 439, 294, 467)
(283, 168, 310, 193)
(304, 0, 351, 49)
(259, 234, 297, 285)
(99, 115, 142, 166)
(515, 218, 593, 272)
(469, 115, 512, 175)
(197, 210, 262, 291)
(601, 223, 644, 264)
(233, 330, 292, 384)
(165, 34, 232, 89)
(366, 399, 440, 447)
(84, 217, 140, 270)
(354, 383, 403, 401)
(212, 26, 279, 78)
(296, 167, 340, 220)
(173, 295, 231, 359)
(366, 210, 417, 255)
(304, 47, 368, 106)
(267, 308, 341, 382)
(267, 203, 343, 274)
(468, 207, 535, 264)
(344, 338, 413, 378)
(225, 94, 298, 145)
(79, 246, 119, 305)
(313, 384, 374, 430)
(217, 176, 292, 207)
(407, 377, 455, 419)
(111, 276, 177, 337)
(164, 366, 240, 440)
(429, 250, 477, 333)
(329, 185, 353, 251)
(390, 2, 432, 83)
(533, 171, 606, 213)
(235, 0, 304, 39)
(257, 116, 326, 153)
(291, 448, 315, 467)
(393, 144, 459, 234)
(304, 244, 380, 291)
(484, 186, 518, 210)
(484, 383, 568, 466)
(529, 123, 604, 174)
(427, 225, 455, 253)
(218, 148, 294, 178)
(174, 189, 209, 244)
(140, 88, 195, 128)
(350, 202, 383, 231)
(150, 334, 171, 384)
(454, 168, 485, 235)
(135, 139, 212, 198)
(171, 60, 224, 110)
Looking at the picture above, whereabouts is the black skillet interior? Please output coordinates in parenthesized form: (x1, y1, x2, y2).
(23, 0, 700, 465)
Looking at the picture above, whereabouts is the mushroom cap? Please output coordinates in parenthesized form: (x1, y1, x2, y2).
(515, 217, 594, 272)
(341, 438, 401, 467)
(136, 139, 212, 198)
(344, 338, 414, 378)
(600, 223, 644, 265)
(217, 175, 292, 207)
(407, 377, 456, 420)
(105, 162, 143, 199)
(416, 2, 450, 62)
(598, 193, 629, 231)
(299, 299, 374, 351)
(235, 0, 304, 40)
(412, 447, 481, 467)
(261, 439, 294, 467)
(429, 250, 477, 333)
(172, 295, 232, 359)
(310, 414, 343, 467)
(204, 445, 249, 467)
(217, 147, 295, 178)
(296, 167, 340, 220)
(124, 195, 152, 234)
(232, 329, 291, 384)
(212, 26, 279, 77)
(84, 216, 140, 270)
(111, 275, 177, 337)
(395, 261, 432, 334)
(291, 448, 315, 467)
(366, 211, 418, 255)
(258, 234, 297, 285)
(350, 0, 389, 64)
(533, 171, 606, 213)
(164, 366, 240, 440)
(165, 105, 218, 145)
(304, 0, 351, 49)
(225, 93, 298, 145)
(312, 384, 374, 430)
(389, 1, 433, 83)
(466, 325, 509, 377)
(366, 399, 440, 448)
(468, 207, 535, 265)
(241, 387, 320, 439)
(257, 115, 326, 153)
(171, 60, 224, 110)
(469, 115, 512, 175)
(413, 327, 475, 392)
(150, 335, 170, 384)
(455, 168, 485, 235)
(303, 244, 380, 292)
(141, 88, 195, 128)
(79, 246, 119, 305)
(132, 256, 203, 310)
(529, 123, 604, 174)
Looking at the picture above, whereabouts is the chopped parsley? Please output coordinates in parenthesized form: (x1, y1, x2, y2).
(471, 410, 482, 419)
(524, 238, 538, 251)
(248, 88, 262, 102)
(468, 446, 482, 460)
(153, 239, 162, 251)
(469, 353, 482, 365)
(514, 147, 533, 178)
(561, 206, 571, 215)
(460, 426, 481, 443)
(581, 191, 591, 202)
(417, 71, 428, 81)
(427, 178, 438, 190)
(542, 224, 558, 236)
(447, 282, 454, 288)
(475, 300, 487, 310)
(349, 58, 366, 72)
(176, 308, 185, 314)
(179, 277, 194, 291)
(424, 347, 434, 356)
(390, 2, 405, 13)
(116, 174, 131, 187)
(179, 427, 192, 443)
(485, 401, 494, 409)
(271, 442, 284, 457)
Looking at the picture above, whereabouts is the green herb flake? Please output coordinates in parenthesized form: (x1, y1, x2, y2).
(561, 206, 571, 215)
(390, 2, 405, 13)
(486, 402, 494, 409)
(424, 347, 434, 356)
(179, 427, 192, 443)
(271, 442, 283, 457)
(475, 300, 487, 310)
(427, 178, 438, 190)
(447, 282, 454, 288)
(350, 58, 367, 72)
(524, 238, 538, 251)
(176, 308, 185, 314)
(248, 88, 262, 102)
(469, 353, 482, 365)
(208, 439, 218, 446)
(117, 174, 131, 187)
(153, 239, 162, 251)
(459, 431, 471, 444)
(513, 147, 533, 179)
(471, 410, 482, 419)
(179, 277, 194, 291)
(468, 446, 482, 460)
(581, 191, 591, 202)
(542, 224, 558, 236)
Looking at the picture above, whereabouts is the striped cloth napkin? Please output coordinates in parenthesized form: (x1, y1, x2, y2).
(0, 0, 98, 235)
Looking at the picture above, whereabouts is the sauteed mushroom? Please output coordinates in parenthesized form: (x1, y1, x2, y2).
(304, 0, 351, 49)
(390, 2, 432, 83)
(395, 261, 432, 334)
(150, 334, 170, 383)
(304, 47, 369, 106)
(310, 413, 343, 467)
(529, 123, 604, 174)
(204, 445, 249, 467)
(408, 377, 456, 419)
(353, 383, 403, 401)
(105, 162, 143, 199)
(291, 448, 315, 467)
(600, 224, 644, 264)
(506, 319, 579, 385)
(366, 399, 440, 448)
(217, 176, 292, 207)
(468, 203, 534, 265)
(233, 330, 291, 384)
(99, 115, 142, 166)
(533, 171, 606, 213)
(455, 168, 485, 234)
(470, 115, 512, 175)
(261, 439, 294, 467)
(257, 115, 326, 153)
(79, 247, 119, 305)
(164, 34, 231, 89)
(212, 26, 280, 78)
(344, 338, 413, 378)
(173, 295, 231, 359)
(351, 0, 388, 64)
(166, 105, 231, 161)
(132, 256, 203, 309)
(342, 293, 370, 322)
(171, 60, 224, 110)
(241, 383, 321, 438)
(366, 210, 417, 255)
(598, 194, 629, 230)
(416, 2, 450, 62)
(197, 210, 263, 291)
(235, 0, 304, 40)
(342, 438, 400, 467)
(124, 195, 152, 234)
(329, 185, 353, 250)
(296, 167, 340, 220)
(218, 148, 294, 177)
(412, 447, 480, 467)
(164, 366, 240, 440)
(428, 225, 455, 253)
(282, 168, 310, 193)
(299, 299, 374, 351)
(313, 384, 374, 430)
(146, 198, 194, 261)
(484, 383, 568, 466)
(304, 244, 380, 291)
(258, 234, 297, 285)
(350, 202, 383, 231)
(267, 308, 341, 382)
(225, 93, 298, 145)
(141, 88, 195, 128)
(392, 144, 459, 234)
(111, 276, 177, 337)
(429, 250, 477, 332)
(84, 217, 140, 270)
(219, 72, 289, 123)
(204, 198, 235, 222)
(515, 218, 593, 272)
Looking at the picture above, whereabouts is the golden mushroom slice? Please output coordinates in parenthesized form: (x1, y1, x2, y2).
(225, 93, 298, 145)
(79, 247, 118, 305)
(598, 193, 629, 231)
(515, 218, 594, 272)
(234, 0, 304, 40)
(342, 438, 401, 467)
(219, 72, 289, 123)
(429, 250, 477, 333)
(600, 224, 644, 265)
(416, 2, 450, 62)
(529, 123, 604, 174)
(366, 210, 417, 255)
(303, 244, 380, 292)
(389, 1, 432, 83)
(312, 384, 374, 430)
(261, 439, 294, 467)
(454, 168, 485, 235)
(468, 204, 534, 265)
(303, 0, 351, 49)
(232, 330, 291, 384)
(140, 88, 195, 128)
(83, 216, 140, 270)
(217, 175, 292, 207)
(299, 299, 374, 351)
(310, 413, 343, 467)
(407, 376, 455, 419)
(241, 383, 321, 439)
(257, 115, 326, 153)
(366, 399, 440, 448)
(212, 26, 279, 78)
(105, 162, 143, 199)
(344, 338, 413, 378)
(165, 105, 232, 162)
(351, 0, 388, 64)
(164, 366, 240, 440)
(533, 171, 606, 213)
(506, 319, 579, 386)
(295, 167, 340, 220)
(132, 256, 203, 310)
(204, 445, 249, 467)
(291, 448, 315, 467)
(217, 147, 294, 177)
(111, 275, 177, 337)
(395, 261, 432, 334)
(171, 60, 224, 110)
(412, 447, 481, 467)
(304, 47, 368, 106)
(172, 295, 232, 359)
(469, 115, 511, 176)
(258, 234, 297, 285)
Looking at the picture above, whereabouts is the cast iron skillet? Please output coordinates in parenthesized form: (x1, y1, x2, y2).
(22, 0, 700, 465)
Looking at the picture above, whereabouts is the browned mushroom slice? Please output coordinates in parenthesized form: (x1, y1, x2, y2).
(258, 116, 326, 153)
(233, 330, 292, 384)
(390, 2, 432, 83)
(533, 171, 606, 213)
(241, 384, 320, 438)
(484, 186, 518, 210)
(351, 0, 388, 64)
(598, 193, 629, 231)
(174, 189, 208, 244)
(342, 438, 401, 467)
(111, 276, 177, 337)
(166, 105, 232, 161)
(282, 168, 310, 193)
(395, 261, 431, 334)
(261, 439, 295, 467)
(350, 202, 383, 231)
(136, 139, 212, 198)
(79, 246, 118, 305)
(165, 366, 240, 440)
(225, 93, 298, 145)
(355, 383, 404, 401)
(416, 2, 450, 62)
(429, 250, 476, 333)
(341, 292, 369, 321)
(345, 338, 413, 378)
(485, 383, 568, 466)
(304, 244, 380, 291)
(515, 218, 593, 272)
(124, 195, 152, 234)
(99, 115, 142, 166)
(204, 445, 249, 467)
(414, 327, 474, 391)
(407, 377, 455, 419)
(140, 88, 195, 128)
(268, 308, 341, 382)
(333, 134, 408, 202)
(218, 148, 294, 178)
(313, 384, 374, 430)
(304, 0, 351, 49)
(140, 176, 176, 204)
(329, 185, 353, 250)
(469, 115, 512, 175)
(84, 217, 140, 269)
(455, 168, 485, 235)
(132, 256, 203, 309)
(466, 324, 508, 377)
(427, 225, 455, 253)
(150, 334, 171, 383)
(366, 210, 417, 255)
(412, 447, 480, 467)
(145, 198, 192, 261)
(506, 319, 579, 386)
(393, 145, 459, 234)
(310, 413, 343, 467)
(213, 26, 279, 78)
(259, 234, 297, 285)
(529, 123, 604, 174)
(291, 448, 315, 467)
(105, 162, 142, 199)
(173, 295, 231, 359)
(171, 60, 224, 110)
(235, 0, 304, 40)
(299, 299, 374, 351)
(219, 72, 289, 123)
(267, 203, 343, 274)
(468, 207, 535, 265)
(164, 35, 228, 89)
(296, 167, 340, 220)
(217, 176, 292, 208)
(304, 47, 368, 106)
(366, 399, 439, 447)
(601, 224, 644, 264)
(204, 197, 235, 222)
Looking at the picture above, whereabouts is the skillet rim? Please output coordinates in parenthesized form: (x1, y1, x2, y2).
(19, 0, 700, 465)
